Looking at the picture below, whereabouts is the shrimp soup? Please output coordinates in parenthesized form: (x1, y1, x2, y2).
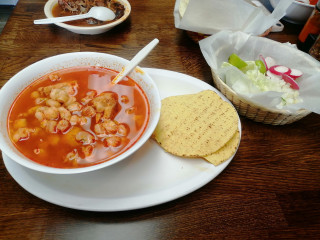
(7, 66, 150, 168)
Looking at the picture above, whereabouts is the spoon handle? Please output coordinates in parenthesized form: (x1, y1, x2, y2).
(34, 13, 90, 24)
(112, 38, 159, 84)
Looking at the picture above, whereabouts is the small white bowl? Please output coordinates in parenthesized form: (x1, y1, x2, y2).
(0, 52, 161, 174)
(44, 0, 131, 34)
(270, 0, 314, 24)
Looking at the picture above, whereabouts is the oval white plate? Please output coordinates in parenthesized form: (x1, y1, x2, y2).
(3, 68, 241, 212)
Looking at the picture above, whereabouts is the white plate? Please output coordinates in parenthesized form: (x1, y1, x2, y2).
(3, 68, 241, 212)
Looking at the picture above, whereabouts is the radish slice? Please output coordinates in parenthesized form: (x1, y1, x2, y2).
(259, 55, 268, 70)
(288, 68, 303, 80)
(269, 65, 291, 76)
(266, 70, 281, 79)
(265, 57, 276, 68)
(282, 74, 300, 90)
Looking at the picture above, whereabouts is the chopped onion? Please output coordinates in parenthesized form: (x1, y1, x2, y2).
(269, 65, 291, 76)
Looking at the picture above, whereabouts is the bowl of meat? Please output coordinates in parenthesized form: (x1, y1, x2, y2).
(0, 52, 161, 174)
(44, 0, 131, 34)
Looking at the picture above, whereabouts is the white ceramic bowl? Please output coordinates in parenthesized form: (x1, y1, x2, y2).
(0, 52, 161, 174)
(270, 0, 314, 24)
(44, 0, 131, 34)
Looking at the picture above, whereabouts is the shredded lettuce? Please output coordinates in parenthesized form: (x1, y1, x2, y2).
(221, 61, 302, 108)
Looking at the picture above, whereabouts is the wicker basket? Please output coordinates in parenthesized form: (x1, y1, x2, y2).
(211, 70, 311, 125)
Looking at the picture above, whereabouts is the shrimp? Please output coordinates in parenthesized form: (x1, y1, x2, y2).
(48, 73, 60, 82)
(67, 102, 83, 112)
(102, 119, 118, 134)
(94, 123, 105, 135)
(35, 107, 59, 121)
(117, 124, 129, 136)
(43, 107, 59, 120)
(46, 99, 61, 108)
(81, 90, 97, 105)
(82, 145, 94, 158)
(12, 128, 31, 142)
(105, 136, 122, 147)
(91, 92, 117, 115)
(64, 149, 79, 165)
(35, 97, 48, 105)
(75, 131, 95, 145)
(57, 119, 70, 132)
(69, 115, 79, 126)
(82, 106, 96, 117)
(50, 88, 70, 103)
(45, 120, 57, 133)
(58, 107, 71, 120)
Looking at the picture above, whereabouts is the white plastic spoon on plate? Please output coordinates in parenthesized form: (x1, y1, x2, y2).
(34, 7, 116, 24)
(112, 38, 159, 84)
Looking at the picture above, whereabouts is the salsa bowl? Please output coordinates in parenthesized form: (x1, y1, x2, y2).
(0, 52, 161, 174)
(43, 0, 131, 35)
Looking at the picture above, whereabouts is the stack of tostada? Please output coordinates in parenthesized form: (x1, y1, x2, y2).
(153, 90, 240, 166)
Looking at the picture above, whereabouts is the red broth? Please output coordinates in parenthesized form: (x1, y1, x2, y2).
(7, 66, 150, 168)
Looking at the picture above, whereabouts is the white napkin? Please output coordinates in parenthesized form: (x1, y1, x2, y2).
(174, 0, 294, 36)
(199, 31, 320, 114)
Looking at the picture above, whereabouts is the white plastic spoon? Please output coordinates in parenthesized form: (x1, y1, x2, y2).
(112, 38, 159, 84)
(34, 7, 116, 25)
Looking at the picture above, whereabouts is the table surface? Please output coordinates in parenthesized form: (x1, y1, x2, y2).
(1, 0, 320, 239)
